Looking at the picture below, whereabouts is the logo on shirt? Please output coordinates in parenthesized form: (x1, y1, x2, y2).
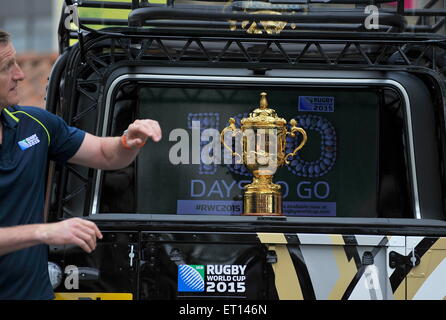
(18, 134, 40, 150)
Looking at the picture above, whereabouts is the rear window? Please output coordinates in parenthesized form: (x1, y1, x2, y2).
(97, 84, 412, 218)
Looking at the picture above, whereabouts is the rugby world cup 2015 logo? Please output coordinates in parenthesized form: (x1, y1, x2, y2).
(178, 265, 205, 292)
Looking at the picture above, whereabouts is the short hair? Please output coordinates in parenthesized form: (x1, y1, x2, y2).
(0, 29, 10, 45)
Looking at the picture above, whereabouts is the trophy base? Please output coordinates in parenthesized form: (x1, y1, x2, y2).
(243, 191, 283, 216)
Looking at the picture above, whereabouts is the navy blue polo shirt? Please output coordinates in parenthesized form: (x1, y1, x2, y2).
(0, 105, 85, 300)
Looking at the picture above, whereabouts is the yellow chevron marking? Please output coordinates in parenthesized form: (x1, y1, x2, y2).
(393, 282, 405, 300)
(432, 238, 446, 250)
(330, 234, 345, 246)
(329, 237, 358, 300)
(269, 244, 303, 300)
(257, 233, 287, 244)
(407, 238, 446, 300)
(257, 233, 302, 300)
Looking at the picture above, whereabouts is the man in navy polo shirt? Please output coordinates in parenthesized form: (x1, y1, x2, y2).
(0, 30, 162, 299)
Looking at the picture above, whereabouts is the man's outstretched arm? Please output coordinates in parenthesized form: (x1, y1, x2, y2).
(68, 119, 162, 170)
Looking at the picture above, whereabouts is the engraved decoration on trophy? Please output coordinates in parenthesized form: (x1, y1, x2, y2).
(221, 92, 308, 215)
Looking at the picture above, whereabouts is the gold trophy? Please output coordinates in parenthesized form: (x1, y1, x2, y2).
(221, 92, 308, 216)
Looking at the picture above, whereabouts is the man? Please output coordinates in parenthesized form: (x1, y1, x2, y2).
(0, 30, 162, 299)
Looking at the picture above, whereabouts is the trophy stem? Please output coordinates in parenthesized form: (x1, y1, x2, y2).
(243, 175, 283, 216)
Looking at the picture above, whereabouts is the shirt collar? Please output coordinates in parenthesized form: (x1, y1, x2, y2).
(1, 106, 19, 128)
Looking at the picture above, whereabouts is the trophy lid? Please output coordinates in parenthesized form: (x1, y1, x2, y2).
(241, 92, 286, 127)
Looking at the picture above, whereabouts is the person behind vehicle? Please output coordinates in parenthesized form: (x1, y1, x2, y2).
(0, 29, 162, 300)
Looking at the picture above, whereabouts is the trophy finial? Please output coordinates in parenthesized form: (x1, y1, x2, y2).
(260, 92, 268, 109)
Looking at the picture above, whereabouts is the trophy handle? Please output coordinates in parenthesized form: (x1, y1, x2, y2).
(285, 119, 308, 164)
(220, 118, 243, 163)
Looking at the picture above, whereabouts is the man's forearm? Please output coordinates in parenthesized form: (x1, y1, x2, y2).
(0, 224, 43, 256)
(0, 218, 103, 256)
(69, 119, 161, 170)
(69, 135, 140, 170)
(99, 136, 140, 170)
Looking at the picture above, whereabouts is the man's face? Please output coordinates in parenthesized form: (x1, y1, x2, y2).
(0, 42, 25, 108)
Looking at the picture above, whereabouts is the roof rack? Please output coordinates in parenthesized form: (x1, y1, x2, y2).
(57, 0, 446, 78)
(61, 0, 446, 34)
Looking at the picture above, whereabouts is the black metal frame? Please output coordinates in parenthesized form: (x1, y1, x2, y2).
(61, 30, 446, 73)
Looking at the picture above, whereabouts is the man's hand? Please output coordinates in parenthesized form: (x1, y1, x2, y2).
(123, 119, 162, 149)
(36, 218, 103, 253)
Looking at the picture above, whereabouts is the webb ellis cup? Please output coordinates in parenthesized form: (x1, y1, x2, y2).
(221, 92, 308, 216)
